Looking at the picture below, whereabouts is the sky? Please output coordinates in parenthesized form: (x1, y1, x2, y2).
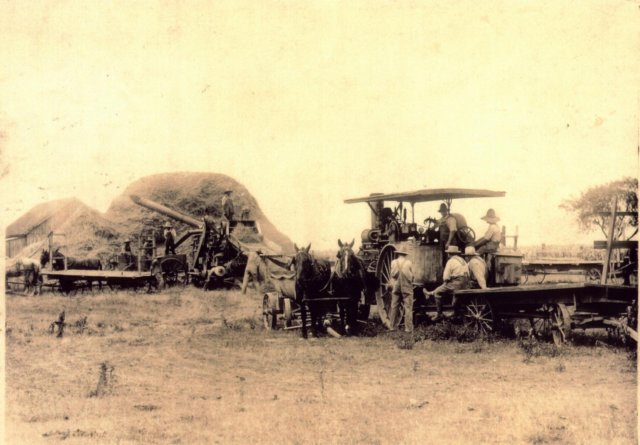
(1, 0, 638, 251)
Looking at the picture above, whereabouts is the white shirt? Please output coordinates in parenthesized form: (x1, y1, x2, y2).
(390, 256, 414, 290)
(483, 223, 501, 242)
(443, 255, 469, 281)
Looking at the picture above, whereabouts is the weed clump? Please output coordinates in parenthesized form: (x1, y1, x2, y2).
(413, 322, 480, 343)
(89, 362, 115, 398)
(518, 337, 564, 363)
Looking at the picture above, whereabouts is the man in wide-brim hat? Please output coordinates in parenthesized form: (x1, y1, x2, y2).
(388, 249, 415, 332)
(474, 208, 501, 254)
(222, 189, 235, 221)
(424, 244, 470, 322)
(163, 221, 177, 255)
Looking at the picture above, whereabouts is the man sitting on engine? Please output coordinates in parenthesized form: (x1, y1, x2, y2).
(464, 246, 487, 289)
(424, 245, 470, 322)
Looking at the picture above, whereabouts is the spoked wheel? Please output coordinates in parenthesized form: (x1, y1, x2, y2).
(457, 226, 476, 245)
(263, 294, 277, 330)
(283, 297, 293, 328)
(550, 303, 572, 346)
(463, 295, 495, 336)
(161, 258, 187, 288)
(530, 304, 555, 340)
(375, 245, 396, 328)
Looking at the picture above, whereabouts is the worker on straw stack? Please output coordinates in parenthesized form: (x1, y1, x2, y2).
(474, 208, 501, 254)
(388, 249, 414, 332)
(464, 246, 487, 289)
(424, 245, 470, 322)
(222, 190, 235, 221)
(163, 222, 177, 255)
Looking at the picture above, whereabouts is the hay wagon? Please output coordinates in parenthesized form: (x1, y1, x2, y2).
(40, 233, 170, 293)
(345, 188, 637, 344)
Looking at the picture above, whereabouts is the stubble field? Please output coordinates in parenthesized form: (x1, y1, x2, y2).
(5, 288, 637, 444)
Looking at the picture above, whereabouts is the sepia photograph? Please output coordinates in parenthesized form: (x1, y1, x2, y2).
(1, 1, 638, 444)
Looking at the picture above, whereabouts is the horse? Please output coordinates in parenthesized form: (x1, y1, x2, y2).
(40, 249, 102, 271)
(16, 258, 42, 296)
(40, 249, 103, 291)
(332, 239, 367, 335)
(241, 251, 294, 295)
(290, 243, 332, 338)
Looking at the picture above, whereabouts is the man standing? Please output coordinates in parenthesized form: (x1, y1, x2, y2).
(222, 190, 235, 221)
(437, 203, 469, 250)
(464, 246, 487, 289)
(424, 245, 470, 321)
(163, 222, 177, 255)
(474, 209, 501, 254)
(388, 250, 414, 332)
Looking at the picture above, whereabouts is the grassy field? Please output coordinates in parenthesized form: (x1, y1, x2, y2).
(5, 288, 637, 444)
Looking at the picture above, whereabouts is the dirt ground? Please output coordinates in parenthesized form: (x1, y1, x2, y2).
(5, 288, 637, 445)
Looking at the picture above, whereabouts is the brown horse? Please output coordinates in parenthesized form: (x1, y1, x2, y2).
(290, 244, 332, 338)
(333, 239, 367, 335)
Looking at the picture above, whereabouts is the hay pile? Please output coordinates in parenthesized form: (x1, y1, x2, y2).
(6, 172, 293, 261)
(105, 172, 293, 253)
(6, 198, 119, 261)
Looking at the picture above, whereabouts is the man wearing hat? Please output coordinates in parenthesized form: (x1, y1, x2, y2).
(222, 190, 235, 221)
(437, 202, 469, 250)
(121, 238, 135, 266)
(474, 208, 501, 254)
(464, 246, 487, 289)
(163, 222, 177, 255)
(424, 245, 470, 322)
(388, 249, 415, 332)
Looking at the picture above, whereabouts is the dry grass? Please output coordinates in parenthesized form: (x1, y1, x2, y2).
(5, 288, 637, 444)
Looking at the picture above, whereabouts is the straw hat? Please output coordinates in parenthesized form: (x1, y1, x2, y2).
(163, 221, 173, 228)
(464, 246, 478, 256)
(445, 245, 461, 254)
(394, 250, 409, 256)
(481, 208, 500, 223)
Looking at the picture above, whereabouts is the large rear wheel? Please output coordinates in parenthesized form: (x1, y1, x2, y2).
(375, 245, 396, 328)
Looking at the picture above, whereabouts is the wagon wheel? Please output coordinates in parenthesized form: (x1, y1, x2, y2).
(550, 303, 572, 346)
(161, 258, 186, 287)
(463, 295, 495, 336)
(585, 267, 601, 282)
(529, 304, 555, 340)
(283, 297, 293, 327)
(262, 295, 277, 330)
(375, 245, 396, 328)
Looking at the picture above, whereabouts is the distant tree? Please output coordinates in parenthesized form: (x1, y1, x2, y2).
(560, 177, 638, 241)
